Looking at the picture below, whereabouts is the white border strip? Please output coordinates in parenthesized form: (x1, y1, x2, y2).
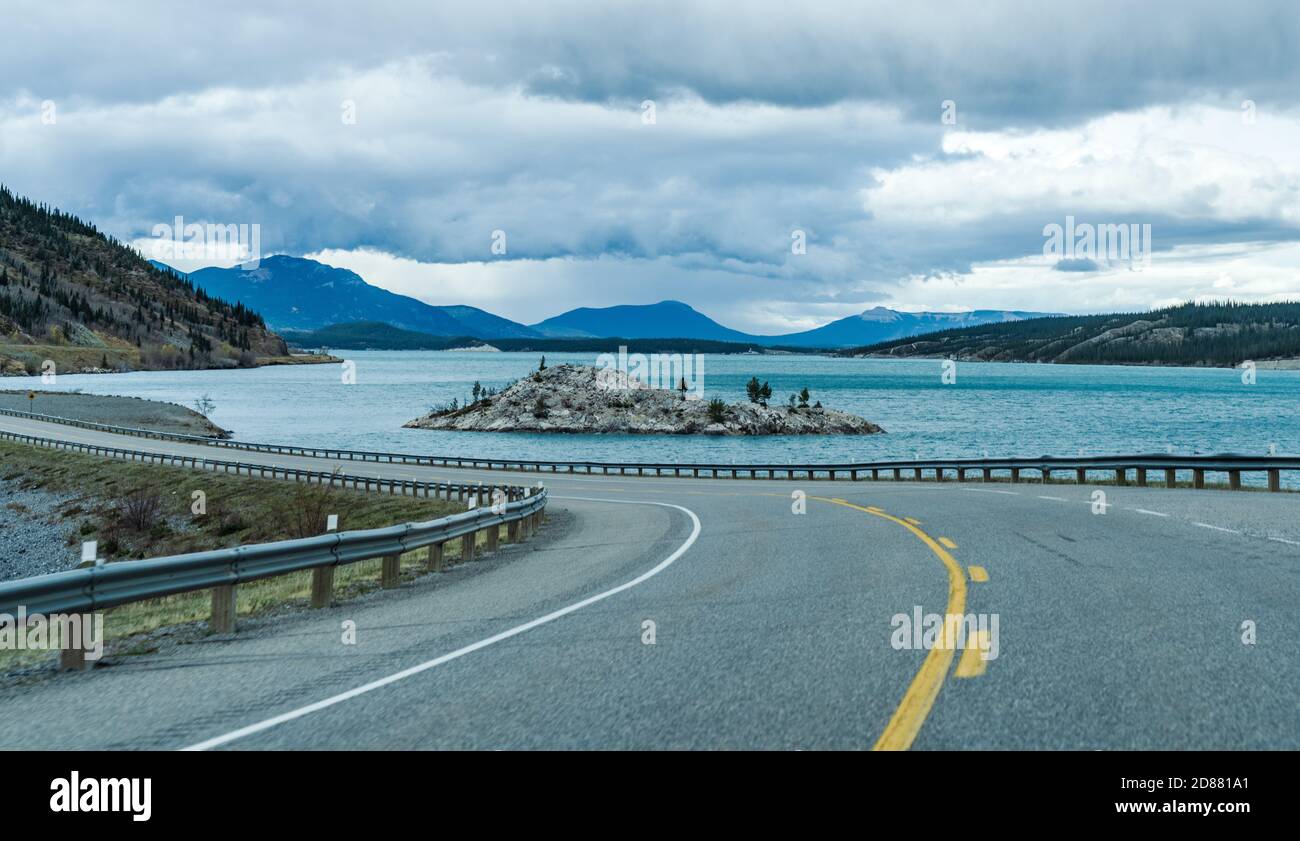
(182, 496, 700, 751)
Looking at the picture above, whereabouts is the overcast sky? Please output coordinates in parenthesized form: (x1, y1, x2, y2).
(3, 0, 1299, 332)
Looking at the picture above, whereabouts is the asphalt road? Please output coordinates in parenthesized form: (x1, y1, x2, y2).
(1, 413, 1297, 749)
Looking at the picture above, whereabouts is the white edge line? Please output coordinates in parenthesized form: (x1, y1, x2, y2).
(960, 488, 1019, 496)
(1192, 522, 1240, 533)
(1268, 536, 1300, 546)
(181, 495, 701, 751)
(1132, 508, 1169, 517)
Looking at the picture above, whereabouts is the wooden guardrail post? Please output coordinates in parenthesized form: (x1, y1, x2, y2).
(1136, 468, 1147, 487)
(426, 542, 445, 572)
(210, 585, 237, 633)
(956, 468, 966, 482)
(310, 566, 335, 608)
(485, 523, 500, 554)
(1076, 468, 1086, 484)
(1193, 469, 1205, 489)
(58, 613, 94, 671)
(1165, 468, 1176, 487)
(1010, 468, 1020, 483)
(381, 554, 402, 588)
(462, 532, 476, 561)
(1269, 469, 1280, 492)
(1116, 469, 1128, 486)
(1228, 470, 1242, 491)
(982, 467, 992, 482)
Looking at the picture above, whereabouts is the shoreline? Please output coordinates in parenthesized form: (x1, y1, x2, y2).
(0, 391, 229, 437)
(849, 353, 1300, 371)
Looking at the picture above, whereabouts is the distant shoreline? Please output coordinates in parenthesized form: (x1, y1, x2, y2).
(0, 390, 229, 437)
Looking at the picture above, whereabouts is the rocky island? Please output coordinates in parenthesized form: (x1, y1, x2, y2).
(404, 363, 883, 435)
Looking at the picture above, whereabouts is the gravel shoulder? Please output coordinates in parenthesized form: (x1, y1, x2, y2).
(0, 478, 79, 581)
(0, 390, 227, 437)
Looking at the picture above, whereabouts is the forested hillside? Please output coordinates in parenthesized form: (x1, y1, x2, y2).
(841, 302, 1300, 367)
(0, 186, 286, 375)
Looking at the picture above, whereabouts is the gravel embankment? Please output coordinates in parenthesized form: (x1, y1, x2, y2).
(0, 479, 78, 582)
(0, 391, 227, 437)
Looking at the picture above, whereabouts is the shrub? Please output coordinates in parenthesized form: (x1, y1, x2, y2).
(276, 481, 338, 539)
(707, 399, 727, 423)
(115, 490, 163, 532)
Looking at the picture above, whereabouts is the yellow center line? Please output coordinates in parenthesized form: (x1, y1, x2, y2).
(812, 496, 967, 751)
(938, 536, 957, 549)
(955, 632, 990, 678)
(967, 565, 988, 582)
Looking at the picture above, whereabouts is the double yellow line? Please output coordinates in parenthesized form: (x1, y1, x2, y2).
(814, 497, 975, 751)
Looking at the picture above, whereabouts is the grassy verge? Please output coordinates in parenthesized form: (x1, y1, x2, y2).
(0, 439, 530, 671)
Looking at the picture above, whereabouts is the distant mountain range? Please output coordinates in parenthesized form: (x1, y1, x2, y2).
(534, 300, 1054, 348)
(176, 255, 1054, 349)
(185, 256, 541, 339)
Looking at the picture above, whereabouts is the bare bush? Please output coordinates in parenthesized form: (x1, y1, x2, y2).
(277, 478, 338, 539)
(115, 491, 163, 532)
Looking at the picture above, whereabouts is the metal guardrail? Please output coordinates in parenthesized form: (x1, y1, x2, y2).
(0, 489, 547, 619)
(0, 421, 549, 668)
(0, 427, 526, 503)
(0, 406, 1295, 491)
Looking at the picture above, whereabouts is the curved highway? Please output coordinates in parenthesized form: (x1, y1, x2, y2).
(0, 413, 1296, 749)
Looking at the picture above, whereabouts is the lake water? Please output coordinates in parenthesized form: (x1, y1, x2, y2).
(7, 351, 1300, 466)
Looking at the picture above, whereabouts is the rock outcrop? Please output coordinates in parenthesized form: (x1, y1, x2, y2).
(403, 364, 883, 435)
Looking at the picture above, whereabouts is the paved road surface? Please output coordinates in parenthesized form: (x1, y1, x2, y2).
(1, 413, 1296, 749)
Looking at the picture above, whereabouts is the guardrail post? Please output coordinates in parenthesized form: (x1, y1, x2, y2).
(58, 613, 94, 671)
(462, 532, 476, 561)
(426, 542, 446, 571)
(1228, 470, 1242, 491)
(871, 468, 879, 480)
(507, 517, 520, 541)
(1010, 468, 1020, 483)
(485, 523, 500, 554)
(982, 468, 991, 482)
(310, 566, 335, 608)
(956, 468, 965, 482)
(1268, 469, 1280, 492)
(381, 554, 401, 588)
(1164, 468, 1176, 487)
(1116, 469, 1128, 486)
(892, 468, 901, 480)
(1076, 468, 1086, 484)
(912, 467, 922, 481)
(1193, 469, 1205, 489)
(210, 585, 237, 633)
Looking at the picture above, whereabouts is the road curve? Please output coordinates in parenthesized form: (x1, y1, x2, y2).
(1, 413, 1297, 749)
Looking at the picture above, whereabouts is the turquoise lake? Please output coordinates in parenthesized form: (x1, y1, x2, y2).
(7, 351, 1300, 465)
